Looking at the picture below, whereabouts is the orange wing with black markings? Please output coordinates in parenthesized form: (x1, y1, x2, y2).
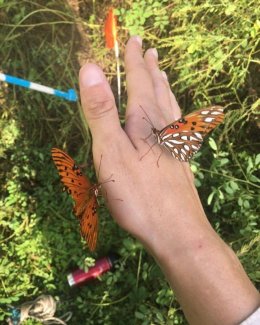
(51, 148, 99, 251)
(153, 106, 224, 161)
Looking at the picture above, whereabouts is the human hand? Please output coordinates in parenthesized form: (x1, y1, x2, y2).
(79, 36, 260, 324)
(79, 36, 209, 257)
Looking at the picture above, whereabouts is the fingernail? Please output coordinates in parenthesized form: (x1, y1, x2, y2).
(132, 35, 142, 46)
(161, 71, 168, 80)
(80, 64, 105, 87)
(151, 48, 158, 59)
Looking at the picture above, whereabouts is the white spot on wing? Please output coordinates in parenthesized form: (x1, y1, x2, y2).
(165, 141, 174, 147)
(162, 134, 173, 139)
(194, 132, 203, 139)
(211, 110, 222, 115)
(190, 136, 201, 142)
(169, 139, 184, 145)
(180, 153, 185, 161)
(204, 117, 214, 123)
(201, 110, 210, 115)
(184, 144, 190, 151)
(181, 135, 188, 141)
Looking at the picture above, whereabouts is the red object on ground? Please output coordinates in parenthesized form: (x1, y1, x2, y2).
(67, 254, 119, 287)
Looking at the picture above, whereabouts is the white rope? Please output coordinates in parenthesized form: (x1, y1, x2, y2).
(8, 295, 72, 325)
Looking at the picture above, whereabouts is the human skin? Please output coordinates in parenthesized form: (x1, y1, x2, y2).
(79, 36, 260, 324)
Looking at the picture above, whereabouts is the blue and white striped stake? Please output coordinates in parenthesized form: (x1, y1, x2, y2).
(0, 72, 78, 102)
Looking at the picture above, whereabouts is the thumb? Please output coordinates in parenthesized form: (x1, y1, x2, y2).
(79, 63, 121, 140)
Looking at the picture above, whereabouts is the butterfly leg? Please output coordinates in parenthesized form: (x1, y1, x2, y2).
(100, 186, 123, 204)
(141, 129, 153, 141)
(139, 140, 157, 161)
(100, 173, 115, 184)
(98, 175, 123, 203)
(140, 139, 164, 168)
(156, 146, 164, 168)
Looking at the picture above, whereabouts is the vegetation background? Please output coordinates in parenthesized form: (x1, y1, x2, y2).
(0, 0, 259, 324)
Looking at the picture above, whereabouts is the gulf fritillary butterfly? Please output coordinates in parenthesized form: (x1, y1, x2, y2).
(51, 148, 99, 251)
(142, 106, 224, 162)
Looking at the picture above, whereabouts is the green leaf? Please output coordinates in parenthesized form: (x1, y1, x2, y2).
(255, 154, 260, 166)
(219, 158, 229, 166)
(249, 175, 259, 183)
(207, 191, 215, 205)
(218, 189, 224, 200)
(230, 181, 239, 191)
(208, 137, 217, 151)
(135, 311, 145, 319)
(225, 185, 233, 194)
(225, 4, 236, 16)
(243, 200, 250, 209)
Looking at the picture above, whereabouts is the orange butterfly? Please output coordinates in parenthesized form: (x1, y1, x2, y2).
(142, 106, 224, 162)
(51, 148, 99, 251)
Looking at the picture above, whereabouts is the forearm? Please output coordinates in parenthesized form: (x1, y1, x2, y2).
(149, 215, 260, 325)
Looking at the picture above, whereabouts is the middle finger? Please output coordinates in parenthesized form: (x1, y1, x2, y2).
(124, 37, 158, 138)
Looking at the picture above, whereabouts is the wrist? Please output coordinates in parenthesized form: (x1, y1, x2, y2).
(140, 212, 260, 325)
(140, 209, 214, 262)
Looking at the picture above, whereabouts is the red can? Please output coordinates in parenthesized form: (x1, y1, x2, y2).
(67, 253, 119, 287)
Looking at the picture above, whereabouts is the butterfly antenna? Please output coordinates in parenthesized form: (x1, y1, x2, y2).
(139, 105, 157, 142)
(95, 155, 115, 191)
(97, 154, 103, 182)
(139, 105, 154, 128)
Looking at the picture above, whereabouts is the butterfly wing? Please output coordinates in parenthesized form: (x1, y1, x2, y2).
(79, 196, 98, 251)
(51, 148, 91, 200)
(159, 106, 224, 161)
(183, 106, 225, 135)
(159, 130, 204, 162)
(51, 148, 98, 251)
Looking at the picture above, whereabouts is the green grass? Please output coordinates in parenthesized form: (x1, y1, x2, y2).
(0, 0, 259, 324)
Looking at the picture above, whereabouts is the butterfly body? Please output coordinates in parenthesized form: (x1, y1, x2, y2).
(151, 106, 224, 162)
(73, 187, 98, 217)
(51, 148, 99, 251)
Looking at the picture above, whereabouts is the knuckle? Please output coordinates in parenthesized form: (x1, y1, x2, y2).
(125, 61, 147, 75)
(87, 94, 115, 120)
